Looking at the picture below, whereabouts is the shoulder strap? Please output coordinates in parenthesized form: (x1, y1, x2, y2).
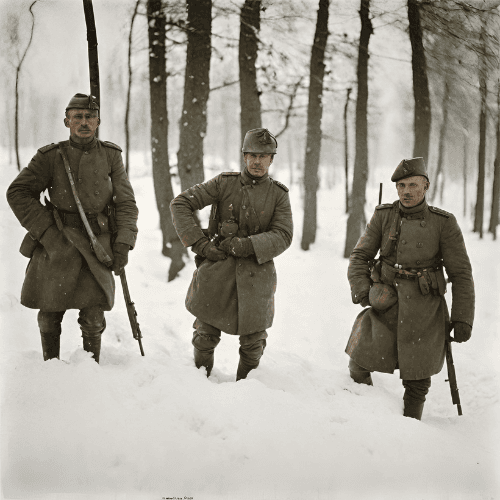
(38, 143, 60, 154)
(101, 140, 122, 152)
(429, 206, 451, 218)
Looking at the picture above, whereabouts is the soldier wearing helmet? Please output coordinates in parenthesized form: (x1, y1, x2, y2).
(170, 128, 293, 381)
(346, 157, 474, 420)
(7, 93, 138, 364)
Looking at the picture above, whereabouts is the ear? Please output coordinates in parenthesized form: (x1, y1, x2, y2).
(424, 182, 430, 191)
(97, 117, 101, 126)
(64, 117, 69, 128)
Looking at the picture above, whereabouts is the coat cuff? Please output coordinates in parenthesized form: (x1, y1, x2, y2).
(114, 229, 137, 249)
(179, 226, 206, 248)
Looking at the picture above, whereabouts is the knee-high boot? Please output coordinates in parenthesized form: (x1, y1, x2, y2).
(402, 378, 431, 420)
(82, 332, 102, 363)
(348, 358, 373, 385)
(40, 331, 61, 361)
(193, 347, 214, 377)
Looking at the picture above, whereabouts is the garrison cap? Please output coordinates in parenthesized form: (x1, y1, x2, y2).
(65, 93, 100, 112)
(242, 128, 278, 154)
(391, 157, 429, 182)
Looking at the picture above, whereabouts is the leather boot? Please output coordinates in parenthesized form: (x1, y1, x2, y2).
(348, 358, 373, 385)
(40, 331, 61, 361)
(82, 333, 102, 363)
(194, 347, 214, 377)
(403, 398, 424, 420)
(236, 358, 259, 381)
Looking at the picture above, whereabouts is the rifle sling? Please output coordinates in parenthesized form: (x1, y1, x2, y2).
(58, 143, 112, 266)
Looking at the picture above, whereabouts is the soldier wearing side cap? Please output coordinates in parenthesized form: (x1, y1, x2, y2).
(6, 93, 138, 363)
(170, 128, 293, 381)
(346, 158, 474, 420)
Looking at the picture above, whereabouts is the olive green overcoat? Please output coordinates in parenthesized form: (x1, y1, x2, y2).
(346, 199, 474, 380)
(170, 171, 293, 335)
(7, 139, 138, 312)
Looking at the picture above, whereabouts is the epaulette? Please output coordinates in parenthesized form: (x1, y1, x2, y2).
(429, 206, 451, 218)
(38, 143, 59, 154)
(271, 178, 289, 192)
(375, 203, 393, 210)
(101, 141, 122, 152)
(221, 171, 240, 176)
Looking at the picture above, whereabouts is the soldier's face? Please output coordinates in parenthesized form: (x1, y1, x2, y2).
(244, 153, 273, 177)
(64, 108, 100, 142)
(396, 175, 429, 207)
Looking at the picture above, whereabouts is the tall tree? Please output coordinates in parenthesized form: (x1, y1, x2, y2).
(14, 0, 37, 171)
(430, 80, 449, 202)
(147, 0, 185, 281)
(300, 0, 330, 251)
(488, 81, 500, 240)
(177, 0, 212, 190)
(124, 0, 141, 174)
(239, 0, 262, 164)
(473, 21, 488, 238)
(408, 0, 431, 161)
(343, 0, 373, 258)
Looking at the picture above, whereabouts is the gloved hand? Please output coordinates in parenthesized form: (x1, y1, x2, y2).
(191, 237, 227, 262)
(112, 242, 130, 275)
(360, 295, 370, 308)
(353, 292, 370, 308)
(219, 237, 254, 258)
(451, 322, 472, 343)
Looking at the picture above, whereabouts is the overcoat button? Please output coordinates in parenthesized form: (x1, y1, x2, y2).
(402, 240, 406, 244)
(242, 206, 246, 209)
(416, 260, 421, 265)
(94, 191, 99, 195)
(94, 170, 98, 174)
(94, 181, 99, 186)
(78, 179, 83, 183)
(407, 296, 410, 299)
(421, 221, 426, 227)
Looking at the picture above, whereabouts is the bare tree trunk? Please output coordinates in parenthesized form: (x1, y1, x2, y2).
(343, 0, 373, 258)
(344, 87, 352, 214)
(177, 0, 212, 191)
(300, 0, 330, 251)
(408, 0, 431, 161)
(125, 0, 141, 174)
(474, 24, 487, 239)
(15, 0, 37, 171)
(463, 135, 467, 218)
(489, 82, 500, 239)
(147, 0, 185, 281)
(239, 0, 262, 168)
(430, 80, 449, 202)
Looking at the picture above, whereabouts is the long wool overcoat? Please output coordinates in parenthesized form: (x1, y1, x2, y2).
(346, 199, 474, 380)
(170, 170, 293, 336)
(7, 139, 138, 312)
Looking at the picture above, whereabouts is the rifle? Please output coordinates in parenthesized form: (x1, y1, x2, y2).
(82, 0, 144, 356)
(445, 325, 463, 415)
(120, 271, 145, 356)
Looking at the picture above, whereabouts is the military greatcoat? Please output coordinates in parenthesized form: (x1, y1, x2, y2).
(346, 199, 474, 380)
(170, 170, 293, 335)
(7, 139, 138, 312)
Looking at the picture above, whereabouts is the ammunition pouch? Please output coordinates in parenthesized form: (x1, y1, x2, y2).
(19, 232, 41, 259)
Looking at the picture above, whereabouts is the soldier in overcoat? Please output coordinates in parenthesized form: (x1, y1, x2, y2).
(170, 128, 293, 380)
(346, 157, 474, 419)
(7, 93, 138, 363)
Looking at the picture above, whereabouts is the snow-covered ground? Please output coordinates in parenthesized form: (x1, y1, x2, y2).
(1, 155, 499, 500)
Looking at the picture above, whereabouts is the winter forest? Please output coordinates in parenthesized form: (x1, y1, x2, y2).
(1, 0, 500, 499)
